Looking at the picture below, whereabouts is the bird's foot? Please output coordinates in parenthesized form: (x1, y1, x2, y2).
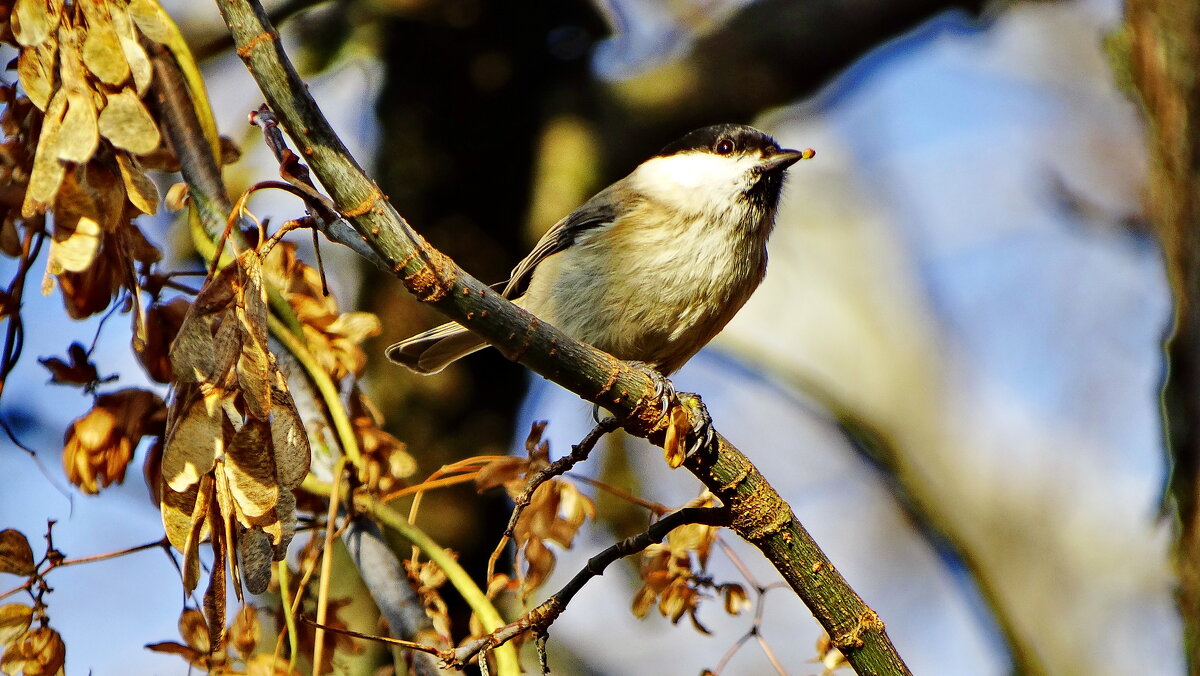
(624, 361, 716, 468)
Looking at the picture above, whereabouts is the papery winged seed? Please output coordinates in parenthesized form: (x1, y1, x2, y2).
(161, 476, 201, 553)
(12, 0, 60, 47)
(116, 152, 160, 215)
(177, 608, 209, 654)
(80, 162, 126, 232)
(56, 90, 99, 164)
(17, 37, 57, 111)
(162, 396, 223, 493)
(127, 0, 173, 44)
(21, 90, 67, 217)
(269, 385, 309, 490)
(46, 214, 101, 274)
(170, 309, 217, 384)
(224, 420, 278, 521)
(272, 488, 296, 560)
(180, 474, 213, 593)
(80, 0, 130, 86)
(98, 88, 160, 155)
(237, 529, 272, 595)
(109, 2, 152, 95)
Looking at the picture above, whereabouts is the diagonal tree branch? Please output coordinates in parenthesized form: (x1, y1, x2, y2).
(212, 1, 912, 673)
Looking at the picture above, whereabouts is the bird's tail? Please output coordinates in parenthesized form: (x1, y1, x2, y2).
(385, 322, 487, 374)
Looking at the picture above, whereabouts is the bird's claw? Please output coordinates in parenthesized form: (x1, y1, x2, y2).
(624, 361, 716, 468)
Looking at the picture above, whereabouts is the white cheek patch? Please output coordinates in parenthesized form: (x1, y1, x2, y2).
(631, 152, 759, 214)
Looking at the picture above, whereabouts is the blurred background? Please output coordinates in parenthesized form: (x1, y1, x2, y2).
(0, 0, 1185, 674)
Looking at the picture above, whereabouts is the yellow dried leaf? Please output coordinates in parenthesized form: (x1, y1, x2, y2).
(109, 2, 152, 95)
(127, 0, 173, 44)
(80, 0, 130, 86)
(224, 421, 277, 521)
(162, 396, 224, 492)
(17, 36, 58, 111)
(0, 531, 35, 577)
(98, 88, 160, 155)
(12, 0, 60, 47)
(21, 90, 67, 217)
(46, 213, 100, 274)
(116, 151, 159, 215)
(0, 604, 33, 648)
(0, 626, 64, 676)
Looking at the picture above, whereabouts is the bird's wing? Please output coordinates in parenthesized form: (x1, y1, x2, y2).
(501, 188, 619, 299)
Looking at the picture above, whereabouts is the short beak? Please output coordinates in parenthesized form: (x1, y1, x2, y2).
(759, 149, 808, 173)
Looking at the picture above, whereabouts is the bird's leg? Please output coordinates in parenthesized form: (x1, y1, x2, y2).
(622, 361, 716, 468)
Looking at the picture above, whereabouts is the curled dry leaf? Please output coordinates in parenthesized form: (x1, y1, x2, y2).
(0, 626, 65, 676)
(62, 387, 165, 494)
(137, 297, 190, 384)
(0, 530, 35, 576)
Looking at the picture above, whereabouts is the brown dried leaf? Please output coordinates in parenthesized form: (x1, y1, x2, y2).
(0, 626, 65, 676)
(62, 388, 164, 494)
(98, 88, 159, 155)
(20, 89, 66, 217)
(11, 0, 60, 47)
(229, 605, 260, 659)
(162, 395, 224, 492)
(137, 297, 189, 383)
(0, 604, 33, 648)
(56, 89, 99, 164)
(0, 531, 35, 576)
(16, 36, 57, 111)
(37, 341, 98, 387)
(115, 152, 159, 215)
(144, 641, 204, 667)
(126, 0, 172, 44)
(80, 0, 129, 86)
(224, 420, 277, 521)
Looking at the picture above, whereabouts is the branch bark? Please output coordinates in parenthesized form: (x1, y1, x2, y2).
(213, 1, 912, 673)
(1124, 0, 1200, 669)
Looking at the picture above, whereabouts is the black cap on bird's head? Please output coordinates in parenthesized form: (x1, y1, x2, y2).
(654, 124, 813, 210)
(657, 124, 804, 165)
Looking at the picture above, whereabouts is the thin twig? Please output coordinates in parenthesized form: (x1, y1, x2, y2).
(453, 506, 731, 669)
(486, 417, 620, 585)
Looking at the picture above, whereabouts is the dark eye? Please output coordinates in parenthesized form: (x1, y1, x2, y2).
(715, 139, 734, 155)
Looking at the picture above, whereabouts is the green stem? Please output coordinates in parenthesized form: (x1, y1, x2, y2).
(363, 496, 519, 676)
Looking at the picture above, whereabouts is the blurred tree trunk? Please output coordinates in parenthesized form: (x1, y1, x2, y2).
(1124, 0, 1200, 671)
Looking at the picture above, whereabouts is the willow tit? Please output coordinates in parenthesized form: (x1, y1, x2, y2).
(387, 124, 812, 376)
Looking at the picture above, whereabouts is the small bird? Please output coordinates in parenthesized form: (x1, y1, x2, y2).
(387, 124, 811, 376)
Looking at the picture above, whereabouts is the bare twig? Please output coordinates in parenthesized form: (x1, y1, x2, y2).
(453, 507, 730, 669)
